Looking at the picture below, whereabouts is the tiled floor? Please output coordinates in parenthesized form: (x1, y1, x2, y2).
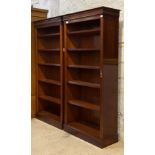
(32, 118, 124, 155)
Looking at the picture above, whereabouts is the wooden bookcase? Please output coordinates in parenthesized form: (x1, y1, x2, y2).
(33, 7, 120, 148)
(63, 7, 120, 147)
(34, 17, 63, 128)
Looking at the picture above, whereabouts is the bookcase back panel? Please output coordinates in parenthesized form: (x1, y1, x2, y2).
(67, 85, 100, 104)
(67, 35, 99, 49)
(38, 38, 60, 49)
(38, 66, 60, 81)
(67, 19, 100, 31)
(67, 52, 99, 66)
(38, 100, 61, 118)
(67, 69, 100, 83)
(38, 52, 60, 64)
(46, 103, 60, 116)
(38, 82, 60, 98)
(37, 26, 60, 35)
(79, 108, 100, 126)
(67, 104, 100, 130)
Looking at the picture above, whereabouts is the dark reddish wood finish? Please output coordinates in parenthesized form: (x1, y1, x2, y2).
(63, 7, 120, 148)
(34, 17, 64, 129)
(32, 6, 120, 148)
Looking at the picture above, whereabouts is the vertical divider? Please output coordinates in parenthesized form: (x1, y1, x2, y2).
(64, 21, 68, 124)
(60, 22, 63, 127)
(100, 14, 104, 138)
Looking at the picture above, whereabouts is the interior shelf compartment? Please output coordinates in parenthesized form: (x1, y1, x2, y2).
(38, 48, 60, 52)
(38, 65, 60, 81)
(38, 79, 61, 86)
(66, 19, 100, 49)
(67, 18, 100, 33)
(67, 104, 100, 138)
(67, 68, 100, 84)
(67, 85, 100, 105)
(37, 25, 60, 36)
(38, 37, 60, 49)
(39, 95, 61, 105)
(68, 28, 100, 36)
(37, 99, 61, 122)
(67, 51, 99, 66)
(37, 110, 60, 122)
(67, 34, 100, 49)
(38, 82, 60, 99)
(68, 99, 100, 111)
(38, 51, 60, 64)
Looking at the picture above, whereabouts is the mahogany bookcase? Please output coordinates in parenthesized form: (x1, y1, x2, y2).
(34, 7, 120, 148)
(34, 17, 63, 129)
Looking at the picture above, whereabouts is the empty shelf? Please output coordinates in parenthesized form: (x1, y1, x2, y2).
(37, 110, 60, 122)
(68, 99, 100, 111)
(38, 79, 61, 86)
(38, 33, 60, 37)
(68, 65, 100, 70)
(39, 95, 61, 104)
(38, 48, 60, 52)
(68, 80, 100, 88)
(68, 121, 100, 138)
(68, 28, 100, 35)
(67, 48, 100, 52)
(38, 63, 60, 67)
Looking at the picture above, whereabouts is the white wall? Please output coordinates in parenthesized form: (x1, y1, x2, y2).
(33, 0, 124, 141)
(33, 0, 59, 17)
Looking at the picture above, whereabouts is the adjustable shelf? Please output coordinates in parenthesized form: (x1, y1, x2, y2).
(67, 65, 100, 70)
(67, 48, 100, 52)
(38, 33, 60, 38)
(38, 48, 60, 52)
(39, 95, 61, 105)
(34, 16, 63, 129)
(37, 110, 60, 121)
(38, 63, 60, 67)
(68, 80, 100, 88)
(38, 79, 61, 86)
(68, 99, 100, 111)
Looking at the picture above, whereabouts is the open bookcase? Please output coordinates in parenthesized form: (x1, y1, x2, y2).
(63, 7, 120, 147)
(33, 7, 120, 148)
(34, 17, 63, 128)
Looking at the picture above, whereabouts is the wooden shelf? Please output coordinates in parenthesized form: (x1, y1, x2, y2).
(38, 79, 61, 86)
(68, 28, 100, 35)
(38, 33, 60, 37)
(39, 95, 61, 104)
(68, 121, 100, 138)
(68, 99, 100, 111)
(38, 48, 60, 52)
(68, 80, 100, 88)
(68, 48, 100, 52)
(68, 65, 100, 70)
(38, 63, 60, 67)
(37, 110, 60, 122)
